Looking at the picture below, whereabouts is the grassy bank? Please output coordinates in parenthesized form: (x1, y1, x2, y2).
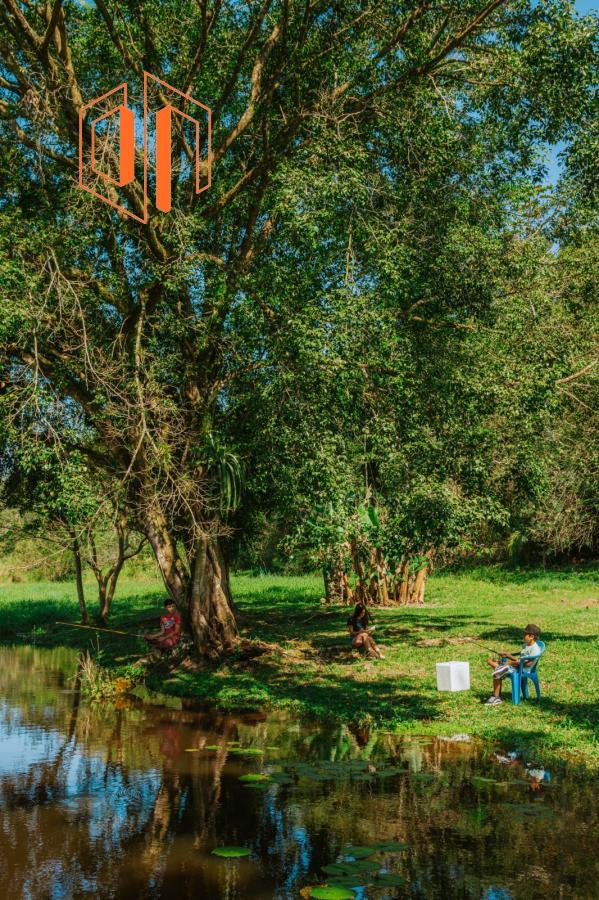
(0, 567, 598, 772)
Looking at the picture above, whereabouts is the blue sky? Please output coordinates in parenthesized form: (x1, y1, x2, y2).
(545, 0, 597, 184)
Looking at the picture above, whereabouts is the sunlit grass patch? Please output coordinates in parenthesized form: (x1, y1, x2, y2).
(1, 566, 597, 771)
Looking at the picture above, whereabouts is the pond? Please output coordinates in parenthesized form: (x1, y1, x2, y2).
(0, 646, 597, 899)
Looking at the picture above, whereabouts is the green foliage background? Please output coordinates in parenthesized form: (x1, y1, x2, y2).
(0, 0, 597, 589)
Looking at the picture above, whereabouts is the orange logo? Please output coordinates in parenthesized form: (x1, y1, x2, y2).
(78, 72, 211, 222)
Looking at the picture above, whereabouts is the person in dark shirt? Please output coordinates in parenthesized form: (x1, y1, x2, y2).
(347, 602, 385, 659)
(144, 599, 182, 650)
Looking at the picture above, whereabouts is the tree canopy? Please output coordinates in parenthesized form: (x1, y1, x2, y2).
(0, 1, 597, 650)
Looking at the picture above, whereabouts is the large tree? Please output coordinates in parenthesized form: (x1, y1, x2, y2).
(0, 1, 596, 651)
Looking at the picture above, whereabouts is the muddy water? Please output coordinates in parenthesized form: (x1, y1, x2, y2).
(0, 646, 597, 899)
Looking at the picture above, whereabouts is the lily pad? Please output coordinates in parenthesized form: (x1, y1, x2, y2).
(331, 860, 380, 876)
(268, 773, 294, 784)
(243, 782, 270, 789)
(325, 877, 369, 889)
(239, 773, 271, 782)
(184, 748, 199, 752)
(340, 846, 376, 859)
(211, 846, 251, 858)
(370, 841, 409, 852)
(310, 888, 355, 899)
(375, 873, 405, 886)
(506, 803, 554, 819)
(322, 864, 352, 876)
(203, 745, 220, 751)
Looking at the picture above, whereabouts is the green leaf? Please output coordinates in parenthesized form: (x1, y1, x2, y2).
(370, 841, 409, 852)
(375, 873, 406, 886)
(309, 888, 356, 899)
(211, 846, 251, 858)
(366, 506, 381, 529)
(339, 846, 376, 859)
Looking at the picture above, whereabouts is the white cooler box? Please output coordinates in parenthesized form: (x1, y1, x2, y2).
(436, 661, 470, 692)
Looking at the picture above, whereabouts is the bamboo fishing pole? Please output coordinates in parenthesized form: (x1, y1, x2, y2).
(465, 637, 509, 656)
(55, 621, 141, 637)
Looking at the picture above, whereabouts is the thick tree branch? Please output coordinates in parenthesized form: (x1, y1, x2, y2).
(556, 360, 598, 385)
(213, 2, 284, 164)
(40, 0, 64, 54)
(183, 0, 224, 93)
(212, 0, 274, 125)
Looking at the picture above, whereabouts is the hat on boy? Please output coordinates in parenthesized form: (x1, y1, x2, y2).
(523, 623, 541, 637)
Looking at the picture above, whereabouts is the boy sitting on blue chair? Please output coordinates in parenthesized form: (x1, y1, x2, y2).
(486, 623, 542, 705)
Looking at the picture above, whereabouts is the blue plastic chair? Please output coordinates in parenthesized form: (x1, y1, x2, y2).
(509, 640, 545, 705)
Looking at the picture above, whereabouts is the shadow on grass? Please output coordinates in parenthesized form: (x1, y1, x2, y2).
(244, 607, 493, 645)
(167, 657, 443, 725)
(529, 696, 599, 736)
(3, 582, 597, 754)
(480, 625, 598, 645)
(468, 684, 599, 740)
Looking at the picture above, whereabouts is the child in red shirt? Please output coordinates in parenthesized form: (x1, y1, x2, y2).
(144, 599, 182, 650)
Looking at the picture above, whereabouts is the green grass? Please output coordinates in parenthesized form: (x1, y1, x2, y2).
(1, 567, 598, 773)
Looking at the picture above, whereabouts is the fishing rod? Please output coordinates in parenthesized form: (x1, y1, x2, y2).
(55, 621, 142, 637)
(465, 637, 511, 657)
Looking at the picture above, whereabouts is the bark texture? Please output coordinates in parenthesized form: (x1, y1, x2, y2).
(71, 535, 89, 624)
(189, 538, 238, 656)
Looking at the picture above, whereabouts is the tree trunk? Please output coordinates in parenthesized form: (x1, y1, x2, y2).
(416, 568, 427, 605)
(350, 537, 365, 593)
(96, 558, 126, 624)
(323, 563, 346, 603)
(399, 559, 410, 605)
(410, 563, 428, 606)
(71, 536, 89, 624)
(144, 505, 237, 657)
(342, 571, 353, 604)
(97, 581, 109, 624)
(214, 538, 235, 611)
(144, 506, 188, 606)
(376, 547, 389, 606)
(103, 557, 125, 621)
(189, 536, 238, 656)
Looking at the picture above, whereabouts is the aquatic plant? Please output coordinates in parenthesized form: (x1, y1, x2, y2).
(211, 847, 252, 859)
(80, 652, 125, 702)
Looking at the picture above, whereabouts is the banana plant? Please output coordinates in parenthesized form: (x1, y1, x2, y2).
(200, 433, 243, 514)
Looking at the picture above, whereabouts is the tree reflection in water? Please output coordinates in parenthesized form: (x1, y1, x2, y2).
(0, 645, 597, 899)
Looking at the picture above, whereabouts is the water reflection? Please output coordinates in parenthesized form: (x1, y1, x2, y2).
(0, 645, 597, 899)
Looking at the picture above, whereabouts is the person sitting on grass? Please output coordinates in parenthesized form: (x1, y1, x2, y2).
(485, 623, 542, 705)
(143, 599, 182, 653)
(347, 601, 385, 660)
